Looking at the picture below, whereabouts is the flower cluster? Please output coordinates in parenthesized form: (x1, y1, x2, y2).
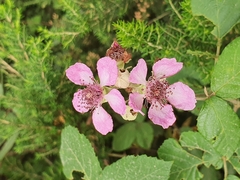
(66, 41, 196, 135)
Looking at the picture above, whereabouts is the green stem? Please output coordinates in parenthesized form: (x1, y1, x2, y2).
(215, 38, 222, 63)
(223, 156, 228, 179)
(168, 0, 182, 21)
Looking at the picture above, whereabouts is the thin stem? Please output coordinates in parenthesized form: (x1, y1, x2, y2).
(222, 156, 228, 179)
(215, 38, 222, 63)
(168, 0, 182, 21)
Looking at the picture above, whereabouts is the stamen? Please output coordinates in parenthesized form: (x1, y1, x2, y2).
(146, 76, 169, 108)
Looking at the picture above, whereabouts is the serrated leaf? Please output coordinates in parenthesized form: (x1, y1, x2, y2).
(211, 37, 240, 98)
(180, 131, 222, 169)
(60, 125, 102, 180)
(158, 139, 203, 180)
(229, 146, 240, 174)
(136, 122, 154, 149)
(191, 0, 240, 38)
(112, 122, 137, 151)
(197, 96, 240, 158)
(99, 155, 172, 180)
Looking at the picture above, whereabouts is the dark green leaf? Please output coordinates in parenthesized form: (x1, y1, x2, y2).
(136, 122, 154, 149)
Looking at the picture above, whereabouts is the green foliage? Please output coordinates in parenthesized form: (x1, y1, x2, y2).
(211, 37, 240, 98)
(1, 0, 240, 179)
(191, 0, 240, 38)
(60, 125, 102, 180)
(60, 125, 172, 180)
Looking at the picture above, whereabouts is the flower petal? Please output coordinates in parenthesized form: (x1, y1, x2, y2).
(167, 82, 196, 110)
(66, 62, 94, 85)
(72, 90, 91, 113)
(129, 58, 147, 85)
(104, 89, 126, 115)
(129, 92, 145, 115)
(148, 103, 176, 129)
(97, 56, 118, 86)
(153, 58, 183, 79)
(92, 106, 113, 135)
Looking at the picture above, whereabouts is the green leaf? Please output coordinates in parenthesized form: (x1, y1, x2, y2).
(0, 130, 19, 161)
(229, 146, 240, 174)
(136, 122, 154, 149)
(158, 138, 203, 180)
(180, 131, 222, 169)
(200, 166, 221, 180)
(60, 125, 102, 180)
(226, 175, 240, 180)
(211, 37, 240, 98)
(197, 96, 240, 158)
(191, 0, 240, 38)
(100, 155, 172, 180)
(112, 122, 137, 151)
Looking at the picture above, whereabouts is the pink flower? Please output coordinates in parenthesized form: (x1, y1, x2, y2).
(66, 57, 126, 135)
(129, 58, 196, 129)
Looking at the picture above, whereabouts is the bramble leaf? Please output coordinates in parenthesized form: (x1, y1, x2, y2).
(197, 96, 240, 158)
(60, 125, 102, 180)
(191, 0, 240, 38)
(180, 131, 222, 169)
(136, 122, 154, 149)
(211, 37, 240, 98)
(100, 155, 172, 180)
(158, 138, 203, 180)
(112, 122, 136, 151)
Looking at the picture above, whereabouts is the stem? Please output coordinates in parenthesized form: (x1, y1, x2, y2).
(168, 0, 182, 21)
(215, 38, 222, 63)
(222, 156, 228, 179)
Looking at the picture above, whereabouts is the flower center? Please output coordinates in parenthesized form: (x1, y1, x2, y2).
(81, 84, 103, 109)
(146, 76, 169, 107)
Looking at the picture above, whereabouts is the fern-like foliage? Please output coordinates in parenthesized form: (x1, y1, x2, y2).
(41, 0, 133, 46)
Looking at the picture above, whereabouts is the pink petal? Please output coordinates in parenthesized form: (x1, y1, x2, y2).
(97, 57, 118, 87)
(104, 89, 126, 115)
(167, 82, 196, 110)
(129, 58, 147, 85)
(148, 103, 176, 129)
(153, 58, 183, 79)
(72, 90, 91, 113)
(66, 62, 94, 85)
(92, 106, 113, 135)
(129, 92, 145, 115)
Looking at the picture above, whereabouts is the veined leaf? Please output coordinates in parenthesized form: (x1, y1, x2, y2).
(229, 146, 240, 174)
(211, 37, 240, 99)
(191, 0, 240, 38)
(60, 125, 102, 180)
(100, 155, 172, 180)
(197, 96, 240, 159)
(158, 138, 203, 180)
(180, 131, 222, 169)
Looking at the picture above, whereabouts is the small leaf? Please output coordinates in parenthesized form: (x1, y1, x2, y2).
(158, 138, 203, 180)
(229, 146, 240, 174)
(191, 0, 240, 38)
(112, 122, 136, 151)
(60, 125, 102, 180)
(197, 96, 240, 159)
(226, 175, 240, 180)
(211, 37, 240, 98)
(100, 155, 172, 180)
(0, 130, 19, 161)
(200, 166, 221, 180)
(136, 122, 154, 149)
(180, 131, 222, 169)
